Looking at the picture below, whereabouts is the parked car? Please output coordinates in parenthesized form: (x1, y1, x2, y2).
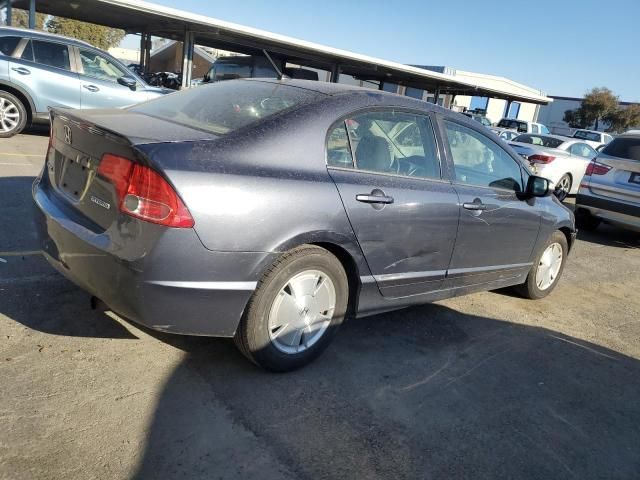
(462, 111, 491, 127)
(203, 55, 319, 83)
(0, 27, 167, 137)
(509, 134, 598, 201)
(490, 127, 520, 141)
(575, 132, 640, 232)
(572, 129, 614, 149)
(497, 118, 549, 134)
(33, 79, 576, 371)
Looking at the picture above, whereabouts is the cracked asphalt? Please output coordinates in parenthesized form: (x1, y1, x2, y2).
(1, 129, 640, 480)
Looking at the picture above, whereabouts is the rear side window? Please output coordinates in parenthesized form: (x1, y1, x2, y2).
(330, 110, 440, 179)
(130, 80, 323, 135)
(0, 36, 20, 56)
(602, 137, 640, 161)
(21, 40, 70, 70)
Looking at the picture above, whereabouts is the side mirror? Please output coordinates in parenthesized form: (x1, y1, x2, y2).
(525, 175, 551, 197)
(117, 75, 137, 90)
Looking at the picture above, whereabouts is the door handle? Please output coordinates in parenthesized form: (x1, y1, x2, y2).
(11, 67, 30, 75)
(356, 194, 394, 204)
(83, 85, 100, 92)
(462, 201, 487, 211)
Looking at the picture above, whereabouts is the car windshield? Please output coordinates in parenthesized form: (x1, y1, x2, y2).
(513, 134, 564, 148)
(130, 80, 324, 135)
(602, 137, 640, 161)
(574, 130, 601, 142)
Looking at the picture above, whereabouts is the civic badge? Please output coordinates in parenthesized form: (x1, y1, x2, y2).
(64, 125, 72, 145)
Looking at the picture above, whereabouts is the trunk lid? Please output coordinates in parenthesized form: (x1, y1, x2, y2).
(588, 152, 640, 203)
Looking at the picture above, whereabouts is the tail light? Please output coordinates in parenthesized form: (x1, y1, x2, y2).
(97, 154, 194, 228)
(528, 154, 556, 164)
(584, 160, 612, 176)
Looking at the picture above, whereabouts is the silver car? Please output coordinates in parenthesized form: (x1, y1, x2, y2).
(575, 132, 640, 232)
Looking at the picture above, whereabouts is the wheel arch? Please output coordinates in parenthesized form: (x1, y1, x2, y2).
(0, 81, 36, 125)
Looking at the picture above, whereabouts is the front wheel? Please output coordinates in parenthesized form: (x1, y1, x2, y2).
(515, 231, 568, 299)
(235, 245, 349, 372)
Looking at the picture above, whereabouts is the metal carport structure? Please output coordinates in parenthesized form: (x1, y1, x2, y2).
(3, 0, 551, 107)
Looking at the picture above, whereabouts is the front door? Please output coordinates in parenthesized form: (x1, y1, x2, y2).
(327, 109, 459, 298)
(440, 119, 542, 287)
(76, 47, 148, 109)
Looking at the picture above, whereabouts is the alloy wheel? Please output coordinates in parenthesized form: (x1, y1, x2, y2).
(0, 97, 20, 133)
(267, 269, 336, 354)
(555, 176, 571, 201)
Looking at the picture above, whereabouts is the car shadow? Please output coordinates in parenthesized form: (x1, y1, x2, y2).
(22, 124, 50, 137)
(577, 224, 639, 249)
(131, 304, 640, 480)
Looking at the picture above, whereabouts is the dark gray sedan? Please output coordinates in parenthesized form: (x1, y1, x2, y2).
(33, 79, 576, 371)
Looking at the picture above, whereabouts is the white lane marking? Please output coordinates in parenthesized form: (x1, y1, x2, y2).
(0, 251, 42, 257)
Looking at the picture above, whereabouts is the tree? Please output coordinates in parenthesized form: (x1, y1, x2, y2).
(46, 17, 124, 51)
(604, 104, 640, 133)
(5, 8, 48, 29)
(580, 87, 619, 130)
(563, 108, 590, 129)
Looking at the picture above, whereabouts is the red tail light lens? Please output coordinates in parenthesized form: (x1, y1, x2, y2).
(528, 154, 556, 164)
(584, 160, 612, 176)
(97, 154, 194, 228)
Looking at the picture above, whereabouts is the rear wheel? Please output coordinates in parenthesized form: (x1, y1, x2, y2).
(515, 231, 568, 299)
(0, 91, 27, 138)
(235, 245, 349, 372)
(554, 174, 572, 202)
(575, 208, 601, 231)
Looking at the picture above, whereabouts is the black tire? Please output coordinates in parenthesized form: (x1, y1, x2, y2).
(554, 174, 572, 202)
(0, 91, 28, 138)
(235, 245, 349, 372)
(514, 230, 568, 300)
(575, 208, 601, 231)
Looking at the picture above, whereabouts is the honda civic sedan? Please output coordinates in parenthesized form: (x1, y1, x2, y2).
(33, 79, 576, 371)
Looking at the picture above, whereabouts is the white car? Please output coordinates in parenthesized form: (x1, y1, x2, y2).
(509, 133, 598, 201)
(497, 118, 550, 135)
(572, 129, 614, 149)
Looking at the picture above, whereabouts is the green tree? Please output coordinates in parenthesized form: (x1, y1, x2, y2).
(6, 8, 48, 29)
(604, 104, 640, 133)
(580, 87, 619, 130)
(563, 108, 590, 129)
(46, 17, 124, 50)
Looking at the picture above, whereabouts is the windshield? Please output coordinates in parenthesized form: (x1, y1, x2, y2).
(602, 137, 640, 161)
(498, 119, 527, 131)
(513, 134, 564, 148)
(574, 130, 601, 142)
(130, 80, 324, 135)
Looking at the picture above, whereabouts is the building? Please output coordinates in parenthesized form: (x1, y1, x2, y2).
(148, 40, 216, 78)
(538, 96, 640, 135)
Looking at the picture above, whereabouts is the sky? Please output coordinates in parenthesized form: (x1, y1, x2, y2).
(123, 0, 639, 101)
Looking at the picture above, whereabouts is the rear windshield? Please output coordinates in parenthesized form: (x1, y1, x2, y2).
(513, 134, 564, 148)
(573, 130, 601, 142)
(602, 137, 640, 161)
(130, 80, 324, 135)
(498, 119, 527, 130)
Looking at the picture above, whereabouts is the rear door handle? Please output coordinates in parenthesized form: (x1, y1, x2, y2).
(356, 194, 394, 204)
(11, 67, 30, 75)
(83, 85, 100, 92)
(462, 201, 487, 211)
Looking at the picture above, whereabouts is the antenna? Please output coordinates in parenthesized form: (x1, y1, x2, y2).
(262, 49, 284, 80)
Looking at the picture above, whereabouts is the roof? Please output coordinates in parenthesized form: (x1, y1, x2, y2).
(5, 0, 552, 105)
(0, 25, 93, 47)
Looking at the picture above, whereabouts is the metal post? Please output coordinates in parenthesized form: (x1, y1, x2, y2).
(181, 30, 194, 89)
(5, 1, 12, 26)
(505, 99, 512, 118)
(433, 87, 440, 104)
(28, 0, 35, 29)
(330, 64, 340, 83)
(139, 33, 146, 71)
(144, 34, 151, 71)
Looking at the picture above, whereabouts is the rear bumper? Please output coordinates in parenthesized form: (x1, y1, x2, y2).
(33, 182, 276, 337)
(576, 191, 640, 232)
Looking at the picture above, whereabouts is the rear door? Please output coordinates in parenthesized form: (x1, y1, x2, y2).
(327, 109, 459, 298)
(440, 119, 542, 287)
(9, 38, 80, 112)
(75, 47, 148, 109)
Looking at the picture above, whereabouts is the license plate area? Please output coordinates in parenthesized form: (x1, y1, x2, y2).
(59, 155, 93, 201)
(629, 172, 640, 185)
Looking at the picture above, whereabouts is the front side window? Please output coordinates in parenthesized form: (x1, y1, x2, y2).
(79, 49, 127, 82)
(444, 121, 523, 192)
(0, 36, 20, 56)
(338, 110, 440, 179)
(22, 40, 70, 70)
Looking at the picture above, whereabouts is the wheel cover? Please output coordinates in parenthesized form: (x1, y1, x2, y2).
(268, 269, 336, 354)
(535, 242, 563, 291)
(0, 98, 20, 133)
